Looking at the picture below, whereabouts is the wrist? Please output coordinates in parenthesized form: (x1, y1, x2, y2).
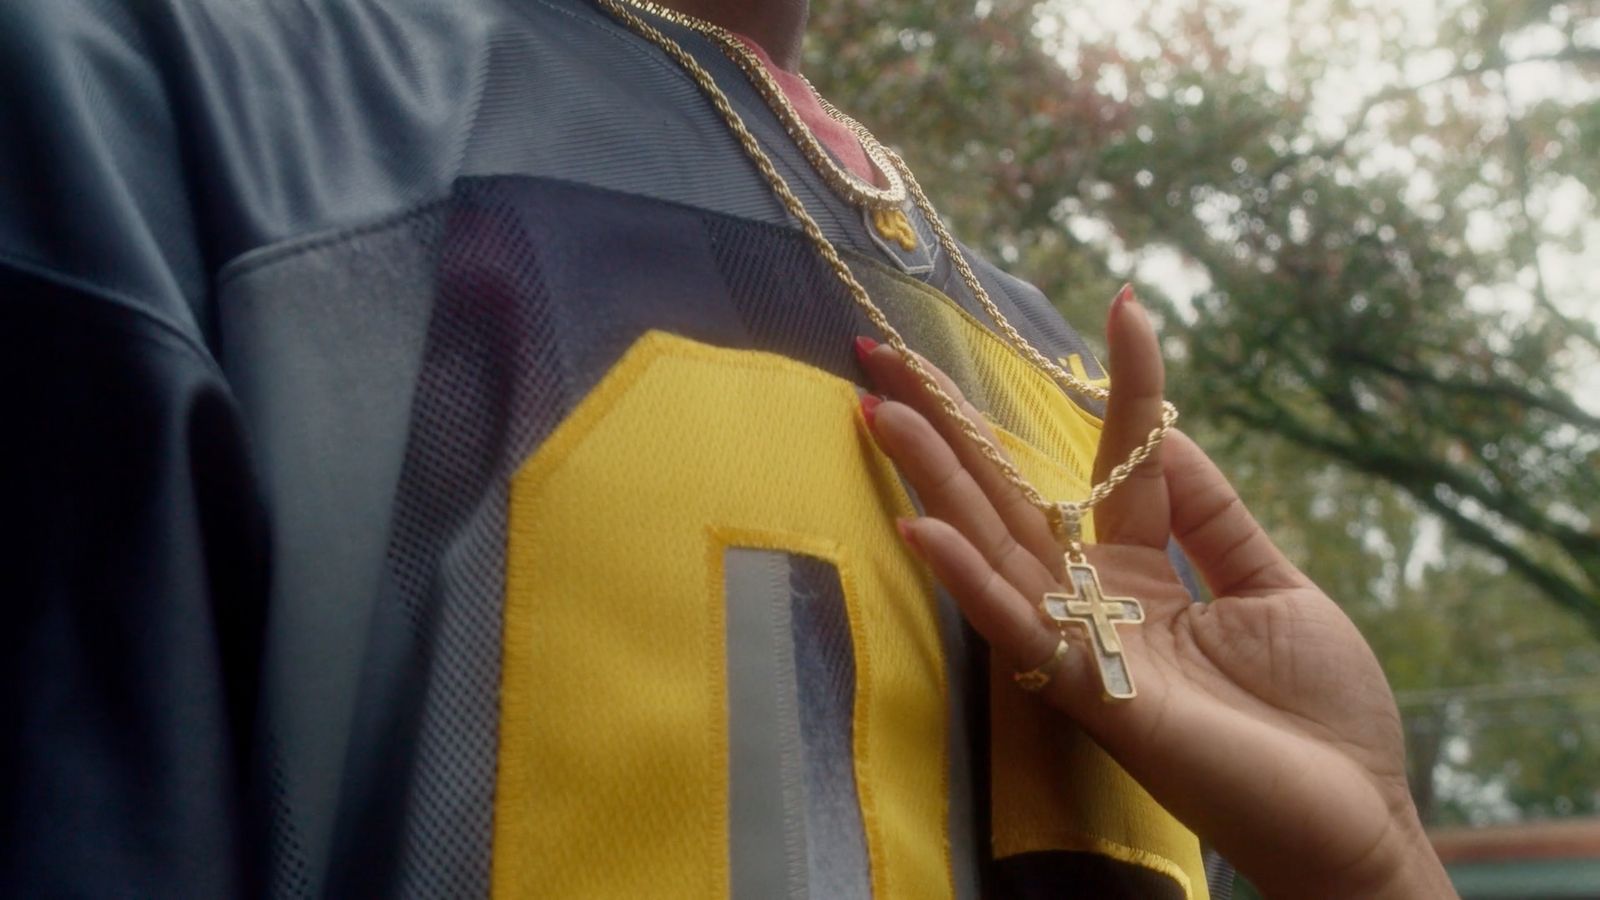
(1255, 810, 1456, 900)
(1365, 817, 1456, 900)
(1328, 812, 1455, 900)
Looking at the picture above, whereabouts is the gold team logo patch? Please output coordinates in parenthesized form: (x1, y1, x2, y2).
(871, 208, 919, 252)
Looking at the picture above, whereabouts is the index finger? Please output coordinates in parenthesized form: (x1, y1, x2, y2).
(859, 339, 1066, 581)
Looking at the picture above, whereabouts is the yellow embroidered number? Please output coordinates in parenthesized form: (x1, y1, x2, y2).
(494, 332, 950, 898)
(491, 330, 1205, 898)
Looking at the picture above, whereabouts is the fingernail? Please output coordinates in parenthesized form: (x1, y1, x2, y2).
(1109, 284, 1136, 337)
(895, 517, 921, 552)
(860, 393, 883, 429)
(1112, 283, 1135, 311)
(853, 335, 879, 363)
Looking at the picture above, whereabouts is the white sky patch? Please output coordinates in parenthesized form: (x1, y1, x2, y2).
(1133, 246, 1212, 321)
(1404, 515, 1445, 587)
(1064, 207, 1212, 320)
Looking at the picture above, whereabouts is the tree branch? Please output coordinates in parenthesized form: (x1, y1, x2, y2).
(1415, 489, 1600, 638)
(1265, 46, 1600, 178)
(1332, 348, 1600, 432)
(1215, 400, 1600, 627)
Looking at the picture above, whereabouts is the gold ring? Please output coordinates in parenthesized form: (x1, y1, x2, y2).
(1013, 640, 1070, 692)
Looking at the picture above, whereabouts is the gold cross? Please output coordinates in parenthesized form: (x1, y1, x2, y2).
(1043, 562, 1145, 700)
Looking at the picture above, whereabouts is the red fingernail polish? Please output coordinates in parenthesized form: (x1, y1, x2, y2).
(895, 517, 920, 550)
(854, 335, 879, 362)
(1113, 284, 1136, 310)
(1109, 284, 1135, 337)
(860, 393, 883, 428)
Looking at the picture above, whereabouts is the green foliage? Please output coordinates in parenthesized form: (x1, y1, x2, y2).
(809, 0, 1598, 624)
(809, 0, 1600, 825)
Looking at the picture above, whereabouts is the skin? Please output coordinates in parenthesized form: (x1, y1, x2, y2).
(857, 289, 1458, 897)
(655, 0, 810, 70)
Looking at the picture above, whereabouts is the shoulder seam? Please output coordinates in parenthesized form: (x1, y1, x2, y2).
(0, 246, 220, 375)
(214, 197, 450, 289)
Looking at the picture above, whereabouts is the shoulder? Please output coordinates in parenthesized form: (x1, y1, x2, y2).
(0, 0, 505, 329)
(0, 0, 200, 328)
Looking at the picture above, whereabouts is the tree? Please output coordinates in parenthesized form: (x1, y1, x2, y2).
(808, 0, 1600, 629)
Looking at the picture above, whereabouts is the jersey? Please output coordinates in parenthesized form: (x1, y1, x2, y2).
(0, 1, 1217, 896)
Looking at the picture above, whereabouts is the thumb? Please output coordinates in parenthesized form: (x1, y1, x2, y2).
(1164, 430, 1309, 597)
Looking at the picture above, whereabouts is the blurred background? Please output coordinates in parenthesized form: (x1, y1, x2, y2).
(808, 0, 1599, 894)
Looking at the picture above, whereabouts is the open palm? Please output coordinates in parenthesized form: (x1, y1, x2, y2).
(856, 292, 1454, 898)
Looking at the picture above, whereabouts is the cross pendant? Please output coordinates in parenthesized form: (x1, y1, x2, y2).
(1042, 561, 1145, 701)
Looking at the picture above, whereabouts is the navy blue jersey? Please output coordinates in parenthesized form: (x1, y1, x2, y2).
(0, 1, 1215, 896)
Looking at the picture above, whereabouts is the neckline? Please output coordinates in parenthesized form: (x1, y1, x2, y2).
(729, 33, 883, 187)
(617, 0, 907, 209)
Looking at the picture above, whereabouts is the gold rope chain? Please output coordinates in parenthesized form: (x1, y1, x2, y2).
(595, 0, 1178, 547)
(626, 5, 907, 210)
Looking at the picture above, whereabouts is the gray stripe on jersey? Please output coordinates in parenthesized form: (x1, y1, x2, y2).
(726, 548, 813, 899)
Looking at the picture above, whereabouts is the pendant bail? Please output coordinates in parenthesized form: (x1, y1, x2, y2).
(1055, 501, 1088, 564)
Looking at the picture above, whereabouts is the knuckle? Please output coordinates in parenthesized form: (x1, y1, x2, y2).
(976, 565, 1011, 604)
(927, 459, 969, 496)
(984, 531, 1025, 569)
(1129, 463, 1166, 482)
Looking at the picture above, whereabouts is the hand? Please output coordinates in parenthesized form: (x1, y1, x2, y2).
(855, 291, 1456, 899)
